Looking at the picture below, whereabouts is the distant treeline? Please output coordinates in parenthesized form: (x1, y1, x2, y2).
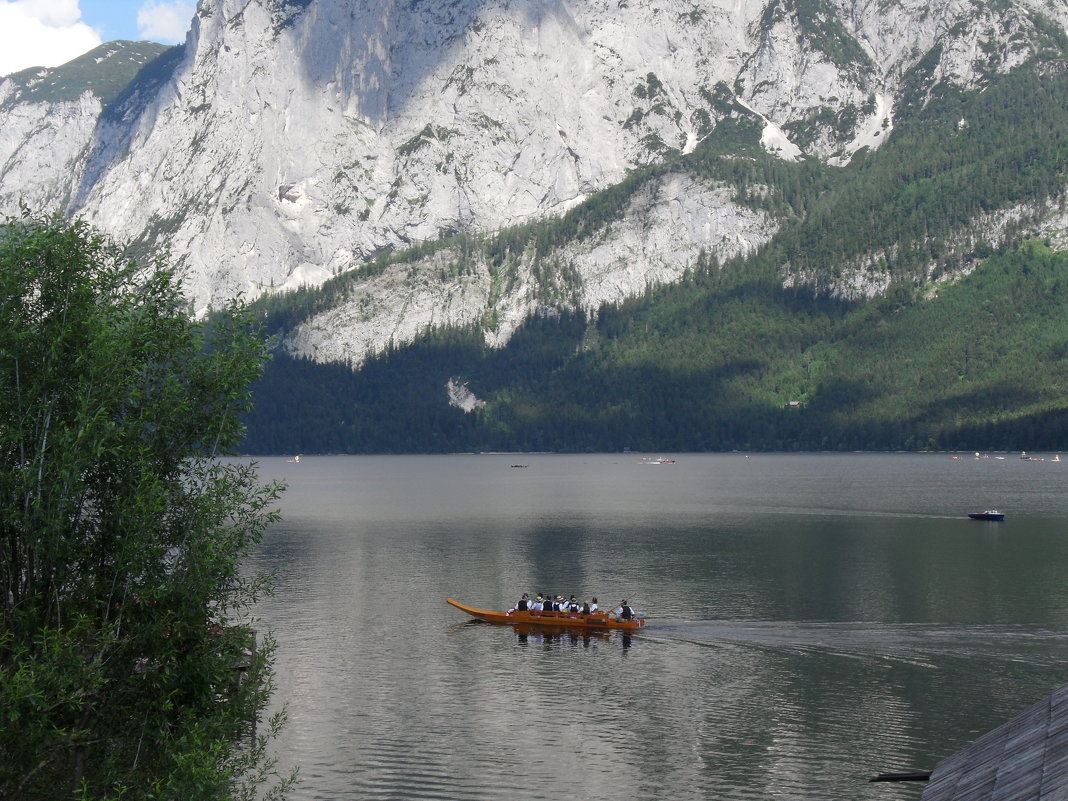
(242, 241, 1068, 454)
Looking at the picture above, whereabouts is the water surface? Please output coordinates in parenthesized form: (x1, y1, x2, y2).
(248, 453, 1068, 800)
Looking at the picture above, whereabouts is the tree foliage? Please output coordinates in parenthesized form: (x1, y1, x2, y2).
(244, 240, 1068, 454)
(0, 213, 291, 800)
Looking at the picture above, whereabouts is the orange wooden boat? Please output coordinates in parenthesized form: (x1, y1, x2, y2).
(446, 598, 646, 630)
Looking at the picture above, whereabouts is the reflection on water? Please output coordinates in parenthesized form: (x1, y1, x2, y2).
(246, 454, 1068, 801)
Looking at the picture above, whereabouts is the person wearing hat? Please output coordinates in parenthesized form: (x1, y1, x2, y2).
(612, 600, 634, 620)
(532, 594, 545, 612)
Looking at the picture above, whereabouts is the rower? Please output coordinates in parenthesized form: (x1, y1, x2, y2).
(508, 593, 530, 614)
(613, 600, 634, 620)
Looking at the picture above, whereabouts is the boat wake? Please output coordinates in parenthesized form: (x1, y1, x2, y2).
(644, 620, 1067, 667)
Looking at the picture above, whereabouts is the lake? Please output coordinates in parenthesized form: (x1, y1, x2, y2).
(246, 452, 1068, 801)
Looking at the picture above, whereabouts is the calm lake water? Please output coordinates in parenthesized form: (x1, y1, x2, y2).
(246, 453, 1068, 801)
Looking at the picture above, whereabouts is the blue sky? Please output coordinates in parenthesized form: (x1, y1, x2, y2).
(0, 0, 196, 76)
(81, 0, 160, 42)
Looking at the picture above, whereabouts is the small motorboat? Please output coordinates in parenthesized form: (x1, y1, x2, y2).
(968, 510, 1005, 521)
(446, 598, 646, 630)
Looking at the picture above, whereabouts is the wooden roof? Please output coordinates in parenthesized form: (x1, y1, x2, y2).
(921, 683, 1068, 801)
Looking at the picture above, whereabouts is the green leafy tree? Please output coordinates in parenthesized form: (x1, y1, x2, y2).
(0, 213, 292, 800)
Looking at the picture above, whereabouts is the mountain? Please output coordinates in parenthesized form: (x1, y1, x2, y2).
(242, 65, 1068, 453)
(2, 0, 1068, 452)
(0, 41, 171, 217)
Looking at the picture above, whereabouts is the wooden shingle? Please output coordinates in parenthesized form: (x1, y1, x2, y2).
(922, 685, 1068, 801)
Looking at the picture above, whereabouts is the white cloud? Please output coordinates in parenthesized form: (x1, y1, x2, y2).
(136, 0, 194, 44)
(0, 1, 101, 77)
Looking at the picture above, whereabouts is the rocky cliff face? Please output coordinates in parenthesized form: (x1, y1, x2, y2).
(1, 0, 1065, 362)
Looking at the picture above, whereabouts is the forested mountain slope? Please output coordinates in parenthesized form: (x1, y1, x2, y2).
(2, 0, 1067, 452)
(242, 65, 1068, 453)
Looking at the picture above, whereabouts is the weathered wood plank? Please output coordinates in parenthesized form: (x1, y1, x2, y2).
(921, 686, 1068, 801)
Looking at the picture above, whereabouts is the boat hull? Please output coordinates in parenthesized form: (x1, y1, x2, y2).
(968, 512, 1005, 521)
(446, 598, 645, 630)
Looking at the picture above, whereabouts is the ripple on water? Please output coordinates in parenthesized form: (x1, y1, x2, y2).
(248, 454, 1068, 801)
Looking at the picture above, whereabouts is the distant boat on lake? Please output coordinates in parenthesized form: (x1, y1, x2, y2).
(968, 510, 1005, 521)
